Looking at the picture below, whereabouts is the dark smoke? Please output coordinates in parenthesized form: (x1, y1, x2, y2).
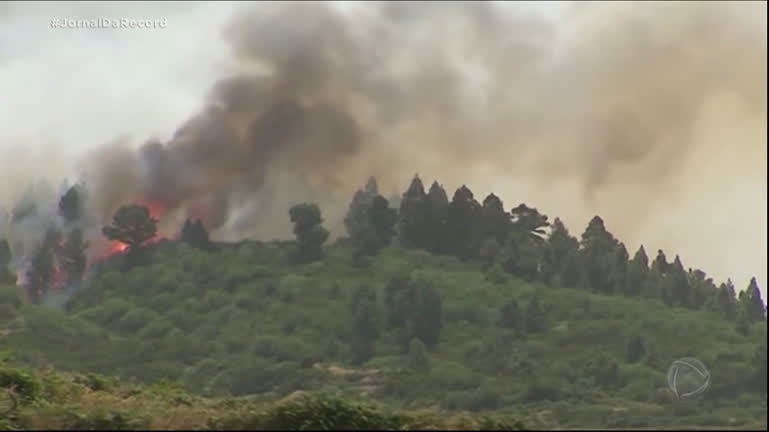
(59, 1, 765, 285)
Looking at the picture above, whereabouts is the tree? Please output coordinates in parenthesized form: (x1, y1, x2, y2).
(498, 300, 521, 330)
(0, 239, 13, 284)
(350, 284, 379, 364)
(384, 272, 443, 349)
(398, 175, 430, 249)
(407, 338, 430, 372)
(524, 294, 546, 333)
(540, 218, 579, 286)
(367, 196, 397, 249)
(180, 218, 211, 251)
(740, 277, 766, 323)
(344, 177, 379, 240)
(649, 249, 671, 302)
(667, 255, 691, 308)
(425, 181, 450, 254)
(24, 227, 58, 303)
(58, 184, 84, 224)
(353, 195, 397, 259)
(102, 205, 158, 252)
(607, 242, 629, 294)
(502, 204, 550, 282)
(60, 228, 88, 285)
(479, 193, 512, 246)
(687, 268, 715, 310)
(446, 185, 482, 260)
(736, 307, 751, 336)
(579, 216, 619, 294)
(289, 203, 330, 263)
(713, 279, 738, 320)
(626, 246, 649, 296)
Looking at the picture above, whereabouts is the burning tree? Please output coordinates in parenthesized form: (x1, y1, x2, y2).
(102, 204, 158, 253)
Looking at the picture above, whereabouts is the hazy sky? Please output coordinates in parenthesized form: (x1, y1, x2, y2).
(0, 1, 766, 298)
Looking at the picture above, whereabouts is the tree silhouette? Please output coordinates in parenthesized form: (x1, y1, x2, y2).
(58, 184, 84, 224)
(180, 219, 211, 251)
(102, 205, 158, 252)
(399, 175, 430, 249)
(289, 203, 329, 263)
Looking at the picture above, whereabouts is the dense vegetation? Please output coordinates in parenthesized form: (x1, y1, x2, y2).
(1, 176, 766, 429)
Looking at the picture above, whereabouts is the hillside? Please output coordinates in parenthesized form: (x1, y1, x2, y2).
(0, 177, 767, 429)
(1, 237, 766, 429)
(0, 361, 527, 430)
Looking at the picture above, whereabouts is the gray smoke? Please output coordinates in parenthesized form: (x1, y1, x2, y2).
(2, 1, 766, 291)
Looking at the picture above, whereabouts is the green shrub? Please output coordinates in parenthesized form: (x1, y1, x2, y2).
(209, 393, 407, 430)
(73, 373, 117, 392)
(115, 307, 158, 333)
(0, 367, 40, 402)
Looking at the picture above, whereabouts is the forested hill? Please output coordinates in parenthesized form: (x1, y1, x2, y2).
(0, 175, 767, 430)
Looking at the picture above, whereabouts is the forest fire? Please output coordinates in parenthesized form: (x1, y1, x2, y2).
(100, 198, 173, 259)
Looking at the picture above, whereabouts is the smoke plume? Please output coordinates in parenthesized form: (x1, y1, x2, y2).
(2, 1, 766, 292)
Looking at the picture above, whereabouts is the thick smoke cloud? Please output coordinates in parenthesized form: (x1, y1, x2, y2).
(2, 1, 766, 292)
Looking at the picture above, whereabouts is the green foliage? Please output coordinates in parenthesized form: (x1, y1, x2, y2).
(289, 204, 330, 264)
(2, 195, 766, 430)
(210, 393, 406, 430)
(0, 366, 40, 402)
(407, 338, 430, 372)
(349, 285, 379, 364)
(384, 272, 443, 349)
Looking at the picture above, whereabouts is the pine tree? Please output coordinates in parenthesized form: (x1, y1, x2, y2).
(540, 218, 580, 286)
(504, 204, 550, 281)
(344, 177, 379, 240)
(446, 185, 482, 260)
(608, 242, 629, 294)
(668, 255, 691, 308)
(425, 181, 450, 254)
(626, 246, 649, 296)
(715, 279, 739, 321)
(741, 277, 766, 322)
(479, 193, 512, 245)
(579, 216, 618, 294)
(398, 175, 430, 249)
